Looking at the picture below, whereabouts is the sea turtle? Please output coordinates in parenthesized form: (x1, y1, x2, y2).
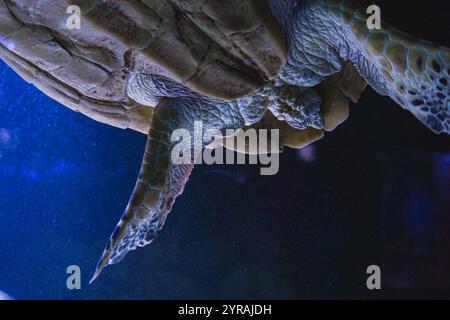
(0, 0, 448, 282)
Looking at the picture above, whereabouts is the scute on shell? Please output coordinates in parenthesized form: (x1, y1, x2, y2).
(0, 0, 287, 132)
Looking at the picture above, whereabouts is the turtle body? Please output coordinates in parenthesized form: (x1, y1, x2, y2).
(0, 0, 448, 282)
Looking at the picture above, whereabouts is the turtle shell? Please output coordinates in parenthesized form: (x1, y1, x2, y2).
(0, 0, 287, 132)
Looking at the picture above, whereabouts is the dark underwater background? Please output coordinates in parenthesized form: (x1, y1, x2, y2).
(0, 1, 449, 299)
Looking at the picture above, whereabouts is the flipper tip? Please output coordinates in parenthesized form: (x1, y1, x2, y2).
(89, 249, 111, 284)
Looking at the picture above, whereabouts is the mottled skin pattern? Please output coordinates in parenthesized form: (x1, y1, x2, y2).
(0, 0, 448, 281)
(286, 0, 449, 133)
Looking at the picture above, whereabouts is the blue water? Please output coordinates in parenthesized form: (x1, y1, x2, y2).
(0, 61, 148, 299)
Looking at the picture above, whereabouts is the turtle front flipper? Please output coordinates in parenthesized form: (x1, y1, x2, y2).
(284, 0, 449, 134)
(90, 87, 247, 282)
(334, 1, 450, 134)
(90, 98, 198, 283)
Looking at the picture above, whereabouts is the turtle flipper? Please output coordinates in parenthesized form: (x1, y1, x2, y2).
(287, 0, 449, 134)
(334, 1, 450, 134)
(90, 98, 196, 283)
(364, 32, 448, 134)
(340, 5, 450, 134)
(90, 87, 247, 281)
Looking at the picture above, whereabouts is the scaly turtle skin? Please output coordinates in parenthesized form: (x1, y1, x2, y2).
(0, 0, 448, 282)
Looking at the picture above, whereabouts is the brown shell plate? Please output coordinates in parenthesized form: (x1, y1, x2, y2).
(0, 0, 287, 132)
